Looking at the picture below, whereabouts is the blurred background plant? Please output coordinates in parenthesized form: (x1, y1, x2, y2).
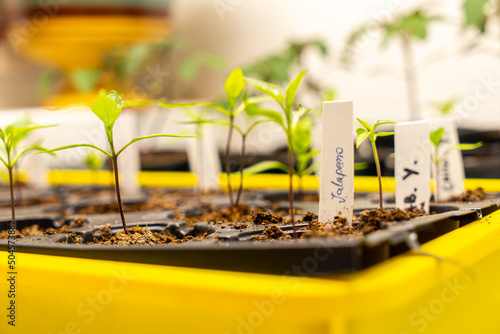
(342, 7, 441, 121)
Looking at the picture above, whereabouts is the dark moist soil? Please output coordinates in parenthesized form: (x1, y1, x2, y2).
(75, 189, 179, 214)
(250, 208, 427, 241)
(0, 216, 86, 239)
(182, 204, 255, 224)
(95, 225, 208, 246)
(251, 225, 292, 241)
(0, 194, 61, 208)
(449, 187, 494, 202)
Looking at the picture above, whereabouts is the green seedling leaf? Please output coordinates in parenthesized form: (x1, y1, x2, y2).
(355, 118, 397, 210)
(356, 118, 371, 131)
(225, 68, 245, 112)
(455, 142, 483, 150)
(106, 90, 124, 108)
(243, 160, 289, 174)
(12, 145, 54, 167)
(430, 127, 445, 147)
(373, 120, 398, 132)
(245, 119, 271, 135)
(375, 131, 395, 139)
(84, 150, 105, 171)
(356, 128, 369, 148)
(91, 91, 123, 140)
(159, 102, 229, 116)
(292, 117, 313, 154)
(123, 99, 156, 109)
(5, 125, 56, 148)
(0, 119, 56, 226)
(291, 104, 311, 131)
(70, 69, 101, 94)
(302, 161, 321, 176)
(443, 142, 483, 157)
(245, 103, 285, 129)
(234, 95, 272, 117)
(463, 0, 489, 32)
(41, 143, 113, 158)
(42, 90, 194, 234)
(116, 134, 198, 156)
(285, 70, 306, 112)
(354, 162, 369, 170)
(244, 77, 285, 107)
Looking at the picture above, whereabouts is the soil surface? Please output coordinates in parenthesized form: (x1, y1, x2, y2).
(96, 225, 208, 246)
(250, 208, 427, 240)
(0, 195, 61, 208)
(75, 189, 179, 214)
(0, 216, 86, 239)
(182, 204, 255, 224)
(449, 188, 494, 202)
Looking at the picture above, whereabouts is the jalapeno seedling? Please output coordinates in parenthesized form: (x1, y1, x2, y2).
(356, 119, 397, 209)
(244, 70, 310, 237)
(41, 91, 196, 233)
(0, 121, 55, 228)
(429, 127, 482, 201)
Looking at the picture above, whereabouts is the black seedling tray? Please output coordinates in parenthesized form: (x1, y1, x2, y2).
(0, 205, 489, 276)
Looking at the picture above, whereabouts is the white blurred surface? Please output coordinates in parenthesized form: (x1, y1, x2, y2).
(0, 0, 499, 127)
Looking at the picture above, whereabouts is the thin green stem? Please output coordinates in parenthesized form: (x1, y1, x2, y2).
(371, 140, 383, 210)
(14, 163, 22, 203)
(288, 147, 297, 238)
(8, 167, 16, 228)
(111, 156, 128, 233)
(435, 146, 440, 202)
(235, 135, 246, 207)
(226, 116, 234, 207)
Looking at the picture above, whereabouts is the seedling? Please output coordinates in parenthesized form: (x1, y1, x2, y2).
(244, 117, 320, 196)
(160, 68, 268, 206)
(0, 121, 55, 228)
(41, 91, 196, 233)
(244, 70, 310, 236)
(343, 9, 440, 120)
(356, 119, 397, 209)
(178, 112, 270, 206)
(429, 127, 482, 201)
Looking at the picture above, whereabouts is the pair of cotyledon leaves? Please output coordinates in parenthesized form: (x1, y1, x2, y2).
(429, 127, 482, 164)
(42, 91, 195, 159)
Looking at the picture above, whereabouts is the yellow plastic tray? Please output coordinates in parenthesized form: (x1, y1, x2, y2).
(25, 169, 500, 193)
(1, 209, 500, 333)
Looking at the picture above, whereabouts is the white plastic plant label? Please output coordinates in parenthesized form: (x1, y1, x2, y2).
(430, 117, 465, 201)
(395, 121, 431, 213)
(319, 101, 354, 226)
(186, 127, 222, 192)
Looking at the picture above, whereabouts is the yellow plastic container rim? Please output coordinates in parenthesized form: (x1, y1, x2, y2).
(6, 169, 495, 193)
(1, 209, 499, 333)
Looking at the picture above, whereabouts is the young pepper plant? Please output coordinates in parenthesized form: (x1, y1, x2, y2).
(179, 114, 270, 206)
(429, 127, 482, 202)
(355, 119, 397, 210)
(343, 9, 440, 120)
(0, 122, 55, 228)
(244, 117, 320, 197)
(41, 90, 196, 233)
(159, 68, 268, 207)
(244, 70, 309, 237)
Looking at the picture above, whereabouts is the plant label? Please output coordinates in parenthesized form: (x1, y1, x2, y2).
(395, 121, 430, 213)
(430, 117, 464, 201)
(319, 101, 354, 226)
(187, 127, 222, 192)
